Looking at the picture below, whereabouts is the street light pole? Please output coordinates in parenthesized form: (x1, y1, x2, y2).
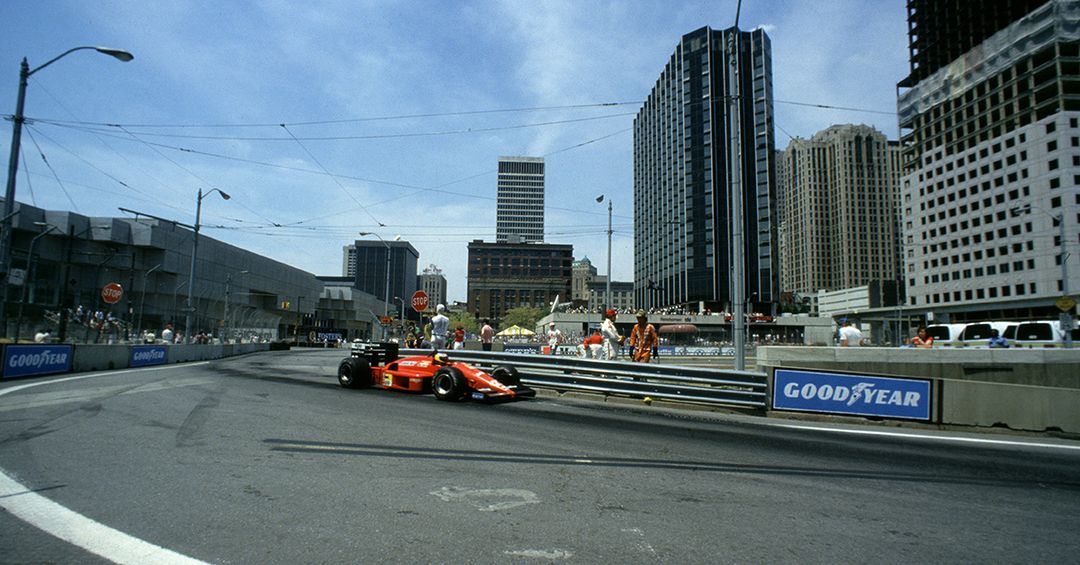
(359, 232, 400, 341)
(185, 188, 230, 344)
(1013, 204, 1074, 348)
(595, 195, 613, 311)
(2, 46, 133, 336)
(16, 223, 57, 339)
(223, 270, 248, 344)
(726, 28, 746, 371)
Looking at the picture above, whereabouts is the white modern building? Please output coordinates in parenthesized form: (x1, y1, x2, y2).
(496, 156, 545, 244)
(898, 1, 1080, 324)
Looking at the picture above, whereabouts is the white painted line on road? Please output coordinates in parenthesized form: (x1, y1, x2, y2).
(503, 549, 573, 560)
(768, 422, 1080, 452)
(0, 363, 211, 564)
(0, 473, 209, 564)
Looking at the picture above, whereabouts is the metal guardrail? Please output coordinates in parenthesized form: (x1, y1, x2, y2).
(399, 348, 768, 410)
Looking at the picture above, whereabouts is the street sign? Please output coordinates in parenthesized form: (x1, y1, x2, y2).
(379, 315, 393, 326)
(412, 290, 429, 313)
(1055, 295, 1076, 313)
(101, 282, 123, 304)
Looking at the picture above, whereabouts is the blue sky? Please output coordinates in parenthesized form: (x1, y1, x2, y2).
(1, 0, 908, 302)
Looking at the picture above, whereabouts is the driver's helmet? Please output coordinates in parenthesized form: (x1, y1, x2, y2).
(433, 353, 449, 365)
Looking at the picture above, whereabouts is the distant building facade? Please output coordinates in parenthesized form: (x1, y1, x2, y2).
(586, 280, 635, 312)
(341, 244, 357, 277)
(572, 257, 601, 302)
(418, 264, 447, 311)
(496, 156, 545, 243)
(1, 202, 322, 342)
(898, 0, 1080, 321)
(467, 240, 572, 321)
(634, 25, 778, 312)
(351, 238, 420, 321)
(776, 125, 903, 296)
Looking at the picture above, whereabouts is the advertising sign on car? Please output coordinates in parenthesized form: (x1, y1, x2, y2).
(772, 368, 931, 421)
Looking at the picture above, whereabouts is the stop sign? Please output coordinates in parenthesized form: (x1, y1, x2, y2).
(412, 290, 429, 312)
(101, 282, 123, 304)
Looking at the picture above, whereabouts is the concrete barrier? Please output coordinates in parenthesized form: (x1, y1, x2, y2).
(58, 343, 268, 375)
(758, 346, 1080, 432)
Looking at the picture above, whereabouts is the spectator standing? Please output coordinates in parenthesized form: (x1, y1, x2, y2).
(988, 329, 1009, 348)
(546, 323, 563, 354)
(161, 324, 174, 344)
(838, 318, 864, 347)
(911, 326, 934, 348)
(628, 310, 659, 363)
(431, 305, 450, 350)
(453, 325, 465, 350)
(580, 331, 604, 359)
(480, 319, 495, 351)
(601, 309, 621, 360)
(34, 329, 50, 343)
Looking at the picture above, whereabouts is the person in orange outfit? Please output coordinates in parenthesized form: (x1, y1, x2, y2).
(628, 309, 658, 363)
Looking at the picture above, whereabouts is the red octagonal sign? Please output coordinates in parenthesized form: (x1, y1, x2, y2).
(101, 282, 124, 304)
(411, 290, 429, 313)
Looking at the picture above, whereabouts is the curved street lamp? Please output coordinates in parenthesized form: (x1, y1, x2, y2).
(185, 188, 230, 343)
(2, 46, 133, 336)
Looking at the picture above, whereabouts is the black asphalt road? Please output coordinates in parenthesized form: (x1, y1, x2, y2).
(1, 349, 1078, 564)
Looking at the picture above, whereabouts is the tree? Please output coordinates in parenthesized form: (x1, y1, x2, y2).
(448, 311, 479, 334)
(500, 306, 543, 331)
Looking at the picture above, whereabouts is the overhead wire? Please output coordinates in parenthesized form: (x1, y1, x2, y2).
(23, 127, 78, 212)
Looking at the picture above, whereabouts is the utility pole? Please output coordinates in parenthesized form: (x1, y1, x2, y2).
(727, 28, 746, 371)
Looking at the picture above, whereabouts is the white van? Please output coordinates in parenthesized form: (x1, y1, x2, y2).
(958, 321, 1017, 347)
(1011, 320, 1078, 348)
(924, 323, 967, 347)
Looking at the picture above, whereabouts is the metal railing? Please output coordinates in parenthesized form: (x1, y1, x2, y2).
(400, 348, 768, 410)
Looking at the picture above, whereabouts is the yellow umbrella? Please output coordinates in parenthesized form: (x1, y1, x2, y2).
(496, 325, 535, 337)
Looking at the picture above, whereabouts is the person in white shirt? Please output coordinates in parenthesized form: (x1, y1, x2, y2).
(839, 318, 864, 347)
(600, 309, 621, 360)
(546, 322, 563, 354)
(430, 304, 450, 350)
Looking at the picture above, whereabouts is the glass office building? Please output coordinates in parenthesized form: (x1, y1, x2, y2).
(634, 26, 777, 312)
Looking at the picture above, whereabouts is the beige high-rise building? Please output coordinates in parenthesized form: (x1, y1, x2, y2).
(777, 124, 902, 296)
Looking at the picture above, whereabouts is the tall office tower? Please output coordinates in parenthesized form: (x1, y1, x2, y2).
(418, 264, 447, 311)
(776, 125, 903, 296)
(898, 0, 1080, 319)
(496, 156, 545, 243)
(634, 26, 777, 311)
(351, 238, 420, 316)
(342, 244, 357, 277)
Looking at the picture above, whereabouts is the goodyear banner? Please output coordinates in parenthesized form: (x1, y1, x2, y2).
(772, 368, 932, 421)
(131, 345, 168, 367)
(2, 344, 73, 379)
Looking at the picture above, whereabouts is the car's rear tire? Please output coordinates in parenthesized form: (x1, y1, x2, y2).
(491, 365, 520, 387)
(432, 367, 467, 401)
(338, 357, 372, 388)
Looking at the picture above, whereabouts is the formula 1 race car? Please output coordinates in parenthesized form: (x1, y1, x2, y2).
(336, 342, 535, 402)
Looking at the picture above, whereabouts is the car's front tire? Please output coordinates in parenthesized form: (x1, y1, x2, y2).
(491, 365, 520, 387)
(338, 357, 372, 388)
(432, 367, 467, 400)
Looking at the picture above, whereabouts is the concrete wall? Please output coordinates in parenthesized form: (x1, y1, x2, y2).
(71, 343, 269, 373)
(758, 346, 1080, 432)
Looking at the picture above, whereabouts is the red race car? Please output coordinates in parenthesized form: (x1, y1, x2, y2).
(336, 342, 535, 402)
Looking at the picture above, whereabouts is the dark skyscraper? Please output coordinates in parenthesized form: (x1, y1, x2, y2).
(634, 26, 777, 311)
